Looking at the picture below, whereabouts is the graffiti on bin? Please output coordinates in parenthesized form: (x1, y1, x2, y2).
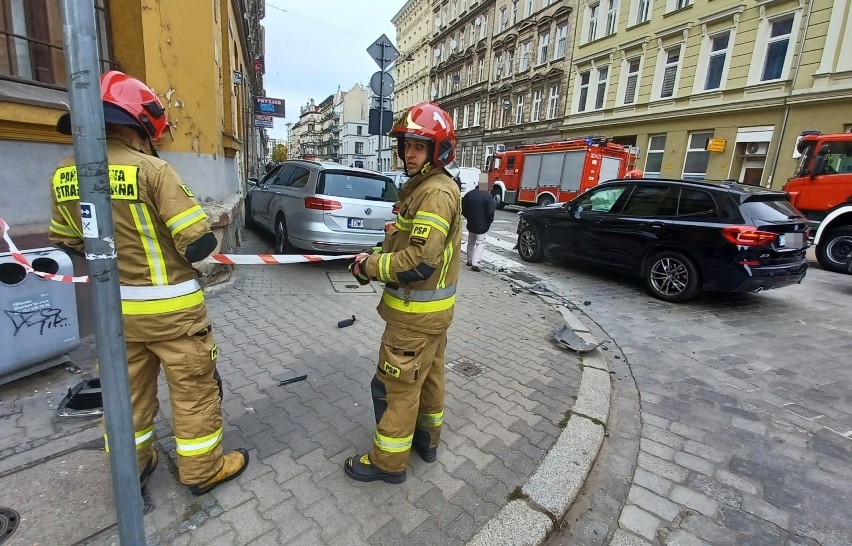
(5, 297, 70, 336)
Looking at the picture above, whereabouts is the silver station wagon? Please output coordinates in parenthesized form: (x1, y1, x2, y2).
(246, 160, 398, 253)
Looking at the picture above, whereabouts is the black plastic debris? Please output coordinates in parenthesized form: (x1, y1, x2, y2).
(338, 315, 356, 328)
(56, 378, 103, 418)
(278, 374, 307, 387)
(553, 325, 601, 353)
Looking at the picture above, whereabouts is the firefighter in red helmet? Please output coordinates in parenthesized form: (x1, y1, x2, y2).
(345, 101, 462, 483)
(49, 71, 249, 495)
(624, 169, 644, 179)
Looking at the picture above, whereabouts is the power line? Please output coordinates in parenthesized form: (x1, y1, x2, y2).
(264, 1, 379, 41)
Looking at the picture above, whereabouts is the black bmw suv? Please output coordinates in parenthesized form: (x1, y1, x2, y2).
(517, 179, 809, 302)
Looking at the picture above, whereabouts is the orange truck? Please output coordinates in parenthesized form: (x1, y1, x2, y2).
(783, 131, 852, 273)
(486, 137, 637, 209)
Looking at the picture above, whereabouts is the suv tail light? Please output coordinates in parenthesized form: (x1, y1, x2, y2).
(304, 197, 342, 211)
(722, 225, 778, 246)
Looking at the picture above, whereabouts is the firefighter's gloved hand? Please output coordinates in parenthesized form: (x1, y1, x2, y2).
(367, 245, 382, 255)
(349, 253, 370, 285)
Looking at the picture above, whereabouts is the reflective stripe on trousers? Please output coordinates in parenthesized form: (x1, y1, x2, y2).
(104, 424, 154, 452)
(175, 426, 223, 457)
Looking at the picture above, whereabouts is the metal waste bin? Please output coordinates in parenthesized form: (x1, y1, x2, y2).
(0, 248, 81, 385)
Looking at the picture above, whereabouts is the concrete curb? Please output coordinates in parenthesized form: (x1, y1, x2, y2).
(467, 273, 614, 545)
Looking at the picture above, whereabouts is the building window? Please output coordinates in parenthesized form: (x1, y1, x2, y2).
(460, 144, 467, 166)
(507, 49, 515, 77)
(499, 7, 507, 32)
(0, 0, 113, 87)
(525, 0, 535, 18)
(586, 3, 600, 43)
(480, 13, 488, 40)
(547, 85, 559, 119)
(452, 107, 459, 128)
(632, 0, 651, 25)
(555, 24, 568, 60)
(357, 125, 363, 135)
(472, 144, 479, 169)
(605, 0, 619, 36)
(622, 57, 640, 104)
(355, 142, 364, 154)
(532, 89, 543, 120)
(473, 101, 481, 126)
(489, 101, 498, 128)
(462, 104, 470, 128)
(500, 100, 510, 127)
(682, 131, 714, 180)
(704, 31, 730, 90)
(762, 15, 794, 81)
(595, 65, 609, 109)
(659, 45, 681, 99)
(577, 71, 591, 112)
(537, 32, 549, 65)
(512, 0, 519, 25)
(478, 58, 485, 82)
(515, 94, 525, 125)
(666, 0, 691, 12)
(493, 52, 503, 80)
(467, 62, 473, 86)
(520, 41, 531, 71)
(644, 134, 666, 178)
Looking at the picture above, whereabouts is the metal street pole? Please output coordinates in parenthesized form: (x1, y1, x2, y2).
(377, 41, 385, 172)
(58, 1, 146, 543)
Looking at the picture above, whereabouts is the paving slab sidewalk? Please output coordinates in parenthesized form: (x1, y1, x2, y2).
(0, 228, 595, 545)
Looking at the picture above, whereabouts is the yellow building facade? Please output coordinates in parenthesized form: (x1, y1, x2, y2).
(562, 0, 852, 189)
(0, 0, 265, 244)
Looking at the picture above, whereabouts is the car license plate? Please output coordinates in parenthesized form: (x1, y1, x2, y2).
(348, 218, 364, 229)
(780, 233, 805, 248)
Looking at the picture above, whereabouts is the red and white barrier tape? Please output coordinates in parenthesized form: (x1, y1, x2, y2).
(1, 217, 355, 284)
(0, 217, 91, 283)
(204, 253, 355, 265)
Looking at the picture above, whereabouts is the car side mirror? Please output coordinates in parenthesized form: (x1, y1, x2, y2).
(247, 177, 258, 187)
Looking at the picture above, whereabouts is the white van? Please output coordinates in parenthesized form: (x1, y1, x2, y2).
(456, 167, 482, 196)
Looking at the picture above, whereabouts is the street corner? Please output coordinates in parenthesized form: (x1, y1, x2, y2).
(158, 259, 591, 544)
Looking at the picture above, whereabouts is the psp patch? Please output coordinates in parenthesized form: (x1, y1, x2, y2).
(410, 223, 432, 245)
(181, 184, 195, 197)
(382, 361, 401, 378)
(210, 344, 219, 361)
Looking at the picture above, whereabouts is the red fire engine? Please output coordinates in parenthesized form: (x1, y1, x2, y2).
(486, 137, 638, 209)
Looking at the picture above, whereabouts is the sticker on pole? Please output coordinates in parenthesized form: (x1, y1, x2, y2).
(80, 203, 99, 238)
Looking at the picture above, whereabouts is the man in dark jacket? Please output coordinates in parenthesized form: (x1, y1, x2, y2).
(461, 189, 496, 272)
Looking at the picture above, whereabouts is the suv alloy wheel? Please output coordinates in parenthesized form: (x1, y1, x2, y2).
(645, 251, 701, 302)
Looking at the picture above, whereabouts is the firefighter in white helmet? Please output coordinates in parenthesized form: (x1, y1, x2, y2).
(345, 101, 462, 483)
(49, 71, 248, 495)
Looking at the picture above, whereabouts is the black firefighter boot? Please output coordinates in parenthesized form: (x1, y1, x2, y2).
(344, 453, 407, 484)
(412, 428, 437, 463)
(139, 449, 158, 491)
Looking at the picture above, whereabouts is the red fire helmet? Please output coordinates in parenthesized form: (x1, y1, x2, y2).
(390, 101, 456, 169)
(57, 71, 168, 141)
(625, 169, 644, 179)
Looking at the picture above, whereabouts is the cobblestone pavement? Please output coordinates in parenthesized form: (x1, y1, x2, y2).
(0, 224, 583, 545)
(480, 210, 852, 546)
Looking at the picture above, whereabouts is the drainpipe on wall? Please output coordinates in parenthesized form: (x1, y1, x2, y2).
(767, 0, 815, 187)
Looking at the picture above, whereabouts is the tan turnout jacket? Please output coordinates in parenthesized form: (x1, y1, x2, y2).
(364, 167, 462, 335)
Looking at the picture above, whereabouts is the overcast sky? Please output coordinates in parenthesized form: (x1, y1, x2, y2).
(262, 1, 405, 140)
